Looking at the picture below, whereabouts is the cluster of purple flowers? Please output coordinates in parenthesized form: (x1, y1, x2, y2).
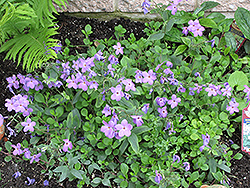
(135, 69, 157, 85)
(11, 143, 42, 164)
(5, 94, 33, 117)
(182, 19, 205, 37)
(156, 95, 181, 118)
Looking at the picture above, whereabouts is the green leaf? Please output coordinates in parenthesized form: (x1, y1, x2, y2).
(34, 93, 45, 103)
(194, 1, 220, 15)
(55, 106, 64, 117)
(199, 18, 217, 28)
(219, 112, 228, 121)
(5, 141, 12, 152)
(120, 180, 128, 188)
(180, 37, 191, 47)
(72, 90, 82, 104)
(102, 179, 111, 186)
(30, 136, 40, 145)
(206, 12, 226, 23)
(228, 71, 248, 91)
(174, 45, 187, 56)
(95, 94, 104, 108)
(235, 7, 250, 40)
(119, 139, 129, 155)
(70, 169, 83, 179)
(92, 177, 102, 184)
(189, 171, 199, 182)
(81, 108, 88, 117)
(120, 163, 129, 178)
(4, 156, 12, 162)
(217, 162, 231, 173)
(148, 32, 164, 41)
(164, 18, 175, 32)
(225, 32, 237, 51)
(132, 126, 152, 135)
(128, 133, 139, 154)
(190, 133, 199, 140)
(233, 153, 243, 160)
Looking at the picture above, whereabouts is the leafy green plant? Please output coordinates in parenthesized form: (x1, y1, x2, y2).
(0, 0, 68, 70)
(1, 1, 249, 188)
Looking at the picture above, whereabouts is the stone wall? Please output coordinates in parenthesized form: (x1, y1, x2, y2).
(56, 0, 250, 18)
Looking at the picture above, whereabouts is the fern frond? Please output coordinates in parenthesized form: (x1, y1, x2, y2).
(0, 26, 58, 70)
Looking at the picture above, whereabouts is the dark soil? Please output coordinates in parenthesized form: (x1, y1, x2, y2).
(0, 12, 249, 188)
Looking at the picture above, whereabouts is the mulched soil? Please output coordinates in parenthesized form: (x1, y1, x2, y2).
(0, 12, 249, 188)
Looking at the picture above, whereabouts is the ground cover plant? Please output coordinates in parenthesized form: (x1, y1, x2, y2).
(1, 0, 250, 187)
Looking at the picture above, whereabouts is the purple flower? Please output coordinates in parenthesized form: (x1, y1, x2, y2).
(189, 87, 195, 96)
(131, 115, 144, 127)
(207, 39, 215, 47)
(107, 64, 115, 77)
(142, 0, 151, 14)
(11, 143, 23, 155)
(221, 83, 232, 98)
(188, 19, 205, 37)
(205, 84, 218, 96)
(44, 180, 49, 186)
(179, 114, 183, 122)
(108, 55, 119, 64)
(26, 177, 35, 185)
(110, 111, 119, 124)
(78, 77, 89, 91)
(200, 133, 210, 152)
(163, 68, 173, 76)
(193, 83, 205, 94)
(102, 104, 112, 117)
(23, 148, 31, 159)
(122, 79, 136, 92)
(94, 50, 105, 61)
(142, 70, 156, 85)
(101, 120, 115, 138)
(182, 27, 188, 36)
(155, 170, 162, 184)
(21, 118, 36, 132)
(135, 72, 143, 83)
(173, 155, 180, 163)
(124, 92, 131, 100)
(89, 80, 99, 90)
(168, 94, 181, 108)
(63, 139, 73, 152)
(111, 85, 124, 101)
(158, 106, 168, 118)
(156, 97, 167, 107)
(12, 171, 21, 178)
(226, 98, 239, 114)
(165, 61, 173, 68)
(30, 153, 41, 164)
(115, 119, 133, 137)
(177, 85, 186, 93)
(165, 122, 171, 130)
(66, 75, 79, 89)
(6, 75, 19, 89)
(113, 42, 124, 55)
(167, 3, 178, 15)
(183, 162, 190, 171)
(142, 103, 149, 114)
(194, 72, 200, 77)
(155, 63, 163, 71)
(0, 114, 3, 126)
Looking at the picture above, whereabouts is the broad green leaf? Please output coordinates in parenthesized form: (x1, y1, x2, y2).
(102, 179, 111, 187)
(5, 141, 12, 152)
(217, 162, 231, 173)
(148, 32, 164, 41)
(132, 126, 152, 135)
(92, 177, 102, 184)
(119, 140, 128, 155)
(34, 93, 45, 103)
(225, 32, 236, 51)
(128, 133, 139, 154)
(72, 90, 82, 104)
(206, 12, 226, 23)
(164, 18, 175, 32)
(120, 163, 129, 178)
(70, 169, 83, 179)
(235, 7, 250, 40)
(219, 112, 228, 121)
(30, 136, 40, 145)
(190, 133, 199, 140)
(174, 45, 187, 56)
(181, 37, 191, 47)
(233, 153, 243, 160)
(199, 18, 217, 28)
(228, 71, 248, 91)
(193, 1, 220, 15)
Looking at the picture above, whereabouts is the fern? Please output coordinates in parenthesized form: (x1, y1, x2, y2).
(0, 0, 68, 70)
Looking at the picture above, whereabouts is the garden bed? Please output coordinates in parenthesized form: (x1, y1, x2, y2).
(0, 12, 250, 188)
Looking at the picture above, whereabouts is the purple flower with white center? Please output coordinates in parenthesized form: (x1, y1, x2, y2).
(227, 99, 239, 114)
(44, 180, 49, 186)
(102, 104, 112, 117)
(94, 50, 105, 61)
(63, 139, 73, 152)
(26, 177, 35, 185)
(189, 87, 195, 96)
(72, 59, 80, 70)
(142, 103, 149, 114)
(160, 76, 168, 84)
(177, 85, 186, 93)
(22, 107, 33, 117)
(79, 59, 91, 73)
(88, 70, 97, 78)
(113, 42, 124, 55)
(107, 64, 115, 77)
(187, 19, 200, 32)
(167, 3, 178, 15)
(12, 171, 21, 178)
(122, 79, 136, 92)
(124, 92, 131, 100)
(108, 55, 119, 64)
(6, 75, 19, 89)
(194, 72, 200, 77)
(142, 70, 156, 85)
(11, 143, 23, 155)
(207, 39, 215, 47)
(165, 61, 173, 68)
(21, 118, 36, 132)
(168, 78, 179, 85)
(182, 27, 188, 36)
(229, 98, 238, 107)
(193, 83, 204, 94)
(89, 80, 99, 90)
(23, 148, 31, 159)
(205, 84, 218, 96)
(142, 0, 151, 14)
(111, 85, 124, 101)
(35, 81, 43, 91)
(101, 120, 115, 138)
(183, 162, 190, 171)
(173, 155, 180, 163)
(155, 170, 162, 184)
(66, 75, 79, 89)
(115, 119, 133, 137)
(156, 97, 167, 107)
(192, 26, 205, 37)
(200, 133, 210, 152)
(30, 153, 42, 164)
(131, 115, 144, 127)
(168, 94, 181, 108)
(158, 106, 168, 118)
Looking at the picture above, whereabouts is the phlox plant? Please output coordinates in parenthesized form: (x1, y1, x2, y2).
(2, 0, 250, 187)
